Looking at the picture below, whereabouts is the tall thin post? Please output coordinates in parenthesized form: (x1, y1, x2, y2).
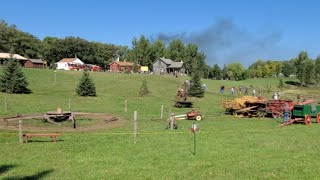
(125, 100, 127, 113)
(19, 120, 23, 144)
(193, 122, 196, 155)
(68, 98, 71, 111)
(170, 113, 174, 130)
(4, 97, 7, 111)
(194, 129, 196, 155)
(54, 70, 57, 83)
(160, 105, 164, 119)
(134, 111, 138, 143)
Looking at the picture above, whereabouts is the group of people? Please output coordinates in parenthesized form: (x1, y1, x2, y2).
(220, 85, 257, 96)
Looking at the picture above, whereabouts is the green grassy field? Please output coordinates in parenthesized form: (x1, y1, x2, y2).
(1, 68, 320, 179)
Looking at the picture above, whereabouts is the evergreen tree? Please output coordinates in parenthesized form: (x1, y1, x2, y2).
(189, 62, 204, 98)
(76, 71, 96, 96)
(0, 57, 30, 93)
(139, 79, 150, 96)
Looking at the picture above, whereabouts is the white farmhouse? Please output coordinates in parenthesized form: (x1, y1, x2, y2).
(56, 57, 84, 70)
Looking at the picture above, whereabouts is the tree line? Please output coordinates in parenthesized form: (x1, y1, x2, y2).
(208, 51, 320, 86)
(1, 20, 320, 83)
(0, 20, 207, 76)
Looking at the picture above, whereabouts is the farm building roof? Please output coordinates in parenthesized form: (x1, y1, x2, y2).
(58, 58, 78, 63)
(109, 61, 138, 66)
(159, 57, 173, 65)
(0, 53, 28, 60)
(168, 62, 183, 68)
(29, 59, 44, 64)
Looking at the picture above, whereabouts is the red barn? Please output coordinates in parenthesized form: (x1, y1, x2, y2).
(24, 59, 45, 68)
(109, 61, 139, 72)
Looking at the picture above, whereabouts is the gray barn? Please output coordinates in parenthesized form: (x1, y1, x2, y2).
(153, 57, 185, 75)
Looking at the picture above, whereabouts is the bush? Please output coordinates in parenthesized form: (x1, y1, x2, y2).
(277, 78, 284, 90)
(76, 71, 96, 96)
(139, 79, 150, 96)
(0, 58, 30, 93)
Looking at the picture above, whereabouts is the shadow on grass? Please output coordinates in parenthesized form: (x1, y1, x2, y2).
(26, 139, 64, 143)
(0, 165, 16, 175)
(285, 81, 301, 86)
(3, 169, 54, 180)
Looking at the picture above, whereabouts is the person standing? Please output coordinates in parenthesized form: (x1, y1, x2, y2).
(231, 87, 235, 95)
(252, 88, 256, 96)
(244, 86, 248, 95)
(220, 86, 225, 94)
(283, 103, 290, 123)
(238, 86, 242, 95)
(297, 94, 301, 104)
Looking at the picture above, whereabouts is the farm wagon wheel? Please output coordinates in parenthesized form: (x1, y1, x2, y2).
(232, 112, 238, 117)
(272, 111, 282, 119)
(304, 114, 312, 125)
(195, 115, 202, 121)
(317, 113, 320, 124)
(256, 110, 266, 118)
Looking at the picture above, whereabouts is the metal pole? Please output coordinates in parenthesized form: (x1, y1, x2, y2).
(134, 111, 138, 143)
(193, 122, 196, 155)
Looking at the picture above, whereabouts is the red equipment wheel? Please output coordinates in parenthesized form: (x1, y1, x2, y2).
(317, 113, 320, 124)
(304, 114, 311, 125)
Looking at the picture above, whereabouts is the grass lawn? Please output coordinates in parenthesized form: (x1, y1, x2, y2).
(1, 68, 320, 179)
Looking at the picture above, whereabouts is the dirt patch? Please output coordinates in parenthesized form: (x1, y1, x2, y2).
(0, 112, 125, 132)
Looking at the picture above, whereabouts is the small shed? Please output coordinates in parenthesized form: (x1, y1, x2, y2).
(56, 57, 84, 70)
(109, 61, 138, 72)
(24, 59, 45, 68)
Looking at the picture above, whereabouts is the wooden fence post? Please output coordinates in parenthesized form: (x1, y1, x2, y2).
(54, 70, 57, 83)
(160, 105, 164, 119)
(170, 112, 174, 130)
(125, 100, 127, 113)
(19, 120, 23, 144)
(134, 111, 138, 143)
(4, 97, 7, 111)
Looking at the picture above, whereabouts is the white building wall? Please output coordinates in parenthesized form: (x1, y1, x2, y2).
(56, 62, 70, 70)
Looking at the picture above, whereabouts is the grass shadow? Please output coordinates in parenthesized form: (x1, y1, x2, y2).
(285, 81, 301, 86)
(27, 139, 64, 143)
(0, 165, 16, 175)
(3, 169, 54, 180)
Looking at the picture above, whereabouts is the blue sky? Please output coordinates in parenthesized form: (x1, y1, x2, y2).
(0, 0, 319, 66)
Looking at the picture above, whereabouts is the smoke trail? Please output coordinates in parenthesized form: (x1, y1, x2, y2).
(152, 19, 282, 67)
